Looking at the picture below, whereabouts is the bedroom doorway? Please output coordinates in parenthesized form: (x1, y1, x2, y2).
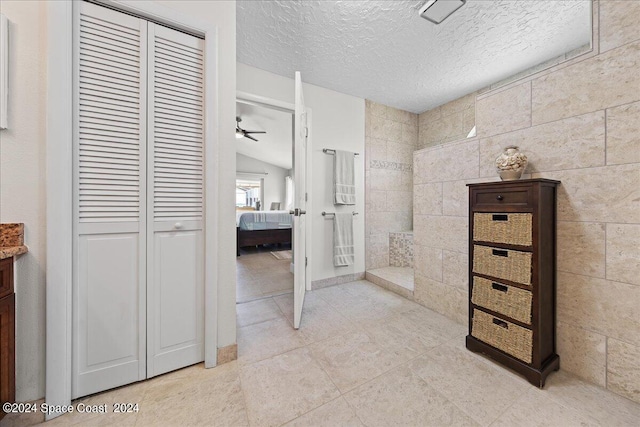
(235, 98, 295, 304)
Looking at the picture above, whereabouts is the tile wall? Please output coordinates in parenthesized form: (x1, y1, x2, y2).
(418, 91, 477, 149)
(412, 0, 640, 403)
(365, 101, 418, 269)
(389, 232, 414, 268)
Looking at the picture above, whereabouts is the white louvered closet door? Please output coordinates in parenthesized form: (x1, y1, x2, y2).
(73, 1, 147, 398)
(74, 2, 205, 397)
(146, 23, 205, 378)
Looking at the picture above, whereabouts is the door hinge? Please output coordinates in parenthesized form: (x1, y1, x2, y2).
(305, 192, 308, 202)
(304, 127, 309, 137)
(305, 257, 308, 267)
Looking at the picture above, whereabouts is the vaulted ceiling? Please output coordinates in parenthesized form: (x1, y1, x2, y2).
(237, 0, 591, 113)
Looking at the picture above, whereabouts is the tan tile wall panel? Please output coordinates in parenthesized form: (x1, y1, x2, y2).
(365, 101, 418, 270)
(556, 322, 607, 387)
(557, 221, 606, 279)
(478, 111, 606, 177)
(531, 41, 640, 125)
(599, 0, 640, 53)
(557, 272, 640, 347)
(410, 1, 640, 401)
(605, 223, 640, 286)
(606, 101, 640, 166)
(413, 183, 443, 216)
(476, 82, 531, 138)
(414, 245, 442, 282)
(607, 338, 640, 404)
(442, 250, 468, 291)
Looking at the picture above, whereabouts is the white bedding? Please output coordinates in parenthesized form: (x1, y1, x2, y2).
(236, 210, 293, 230)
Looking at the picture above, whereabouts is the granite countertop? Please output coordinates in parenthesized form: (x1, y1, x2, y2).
(0, 223, 28, 260)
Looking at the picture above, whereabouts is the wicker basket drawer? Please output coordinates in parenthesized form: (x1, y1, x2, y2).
(471, 276, 532, 324)
(472, 309, 533, 364)
(473, 245, 532, 286)
(473, 213, 532, 246)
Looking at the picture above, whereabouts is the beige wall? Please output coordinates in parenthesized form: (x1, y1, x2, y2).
(413, 0, 640, 403)
(0, 0, 48, 402)
(365, 101, 417, 269)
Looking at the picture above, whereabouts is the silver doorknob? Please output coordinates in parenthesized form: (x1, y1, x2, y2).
(289, 210, 295, 215)
(299, 209, 306, 215)
(174, 222, 183, 229)
(289, 208, 307, 216)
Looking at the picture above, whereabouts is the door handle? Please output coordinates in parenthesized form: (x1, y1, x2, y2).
(289, 208, 307, 216)
(174, 222, 183, 229)
(299, 209, 306, 215)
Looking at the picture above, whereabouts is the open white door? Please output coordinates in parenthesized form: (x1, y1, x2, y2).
(293, 72, 308, 329)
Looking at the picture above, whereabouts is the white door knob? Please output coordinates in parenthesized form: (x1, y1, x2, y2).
(174, 222, 183, 229)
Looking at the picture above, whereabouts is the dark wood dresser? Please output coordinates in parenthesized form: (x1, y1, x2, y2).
(0, 257, 15, 415)
(466, 179, 560, 387)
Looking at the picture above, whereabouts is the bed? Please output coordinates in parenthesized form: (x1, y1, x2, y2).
(236, 210, 293, 255)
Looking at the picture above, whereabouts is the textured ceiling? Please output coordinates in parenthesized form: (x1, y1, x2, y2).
(237, 0, 592, 113)
(236, 102, 293, 170)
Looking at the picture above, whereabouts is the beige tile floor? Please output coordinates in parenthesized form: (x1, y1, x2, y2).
(237, 251, 294, 303)
(4, 280, 640, 426)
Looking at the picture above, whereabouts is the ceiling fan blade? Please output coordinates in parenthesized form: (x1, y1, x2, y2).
(245, 130, 266, 134)
(244, 134, 259, 142)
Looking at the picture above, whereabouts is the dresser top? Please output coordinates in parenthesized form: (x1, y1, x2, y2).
(466, 178, 561, 187)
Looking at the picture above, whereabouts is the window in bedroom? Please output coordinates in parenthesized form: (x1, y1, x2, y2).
(236, 179, 262, 210)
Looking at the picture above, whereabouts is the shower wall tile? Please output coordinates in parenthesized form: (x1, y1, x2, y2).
(414, 274, 467, 325)
(533, 164, 640, 224)
(414, 215, 467, 254)
(606, 101, 640, 166)
(531, 41, 640, 125)
(557, 221, 606, 279)
(365, 101, 418, 270)
(414, 245, 441, 281)
(557, 322, 607, 388)
(389, 232, 414, 268)
(476, 82, 531, 137)
(386, 191, 413, 213)
(478, 111, 605, 177)
(442, 250, 468, 291)
(599, 0, 640, 53)
(557, 272, 640, 347)
(413, 183, 442, 216)
(607, 338, 640, 404)
(606, 223, 640, 286)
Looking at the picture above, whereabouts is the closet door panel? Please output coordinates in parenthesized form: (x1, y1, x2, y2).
(76, 233, 142, 394)
(147, 23, 205, 377)
(73, 1, 147, 398)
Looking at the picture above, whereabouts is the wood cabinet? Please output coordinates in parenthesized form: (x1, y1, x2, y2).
(466, 179, 560, 387)
(0, 257, 15, 417)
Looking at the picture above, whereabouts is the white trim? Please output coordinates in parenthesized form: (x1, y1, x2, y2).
(46, 0, 73, 419)
(46, 0, 219, 417)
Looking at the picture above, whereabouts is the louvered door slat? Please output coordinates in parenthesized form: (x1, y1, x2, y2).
(78, 3, 144, 225)
(150, 25, 203, 222)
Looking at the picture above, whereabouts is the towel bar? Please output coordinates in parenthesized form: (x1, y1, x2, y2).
(323, 148, 360, 156)
(322, 211, 358, 217)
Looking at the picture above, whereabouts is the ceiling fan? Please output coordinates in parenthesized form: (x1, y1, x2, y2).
(235, 116, 266, 142)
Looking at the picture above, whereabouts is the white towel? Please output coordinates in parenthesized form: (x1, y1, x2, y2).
(334, 150, 356, 205)
(333, 213, 354, 267)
